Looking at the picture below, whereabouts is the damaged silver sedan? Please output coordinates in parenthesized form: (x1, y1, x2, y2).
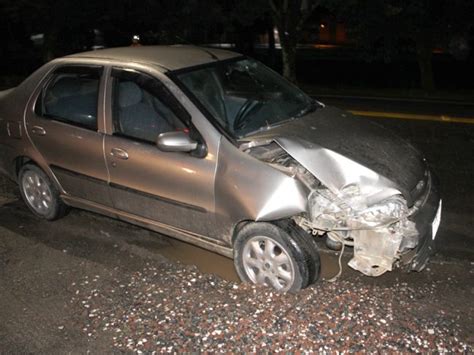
(0, 46, 441, 292)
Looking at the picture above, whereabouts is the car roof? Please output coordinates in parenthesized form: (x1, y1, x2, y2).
(67, 45, 241, 71)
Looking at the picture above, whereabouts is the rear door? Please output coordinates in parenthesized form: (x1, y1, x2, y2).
(103, 67, 215, 236)
(25, 65, 112, 206)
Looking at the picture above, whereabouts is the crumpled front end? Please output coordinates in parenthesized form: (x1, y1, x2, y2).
(298, 182, 431, 277)
(244, 139, 439, 277)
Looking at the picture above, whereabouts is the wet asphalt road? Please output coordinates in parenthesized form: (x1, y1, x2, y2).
(0, 97, 473, 352)
(316, 95, 474, 119)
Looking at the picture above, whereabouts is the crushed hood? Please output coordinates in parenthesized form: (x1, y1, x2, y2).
(245, 106, 426, 205)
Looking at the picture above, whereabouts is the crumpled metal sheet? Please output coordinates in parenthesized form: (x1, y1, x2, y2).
(348, 229, 403, 276)
(245, 139, 422, 277)
(347, 219, 418, 277)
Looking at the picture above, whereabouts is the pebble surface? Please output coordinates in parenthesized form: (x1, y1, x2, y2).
(72, 261, 473, 353)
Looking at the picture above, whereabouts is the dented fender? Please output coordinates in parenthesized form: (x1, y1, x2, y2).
(214, 137, 308, 241)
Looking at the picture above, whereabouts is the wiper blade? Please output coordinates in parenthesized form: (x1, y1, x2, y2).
(294, 101, 321, 118)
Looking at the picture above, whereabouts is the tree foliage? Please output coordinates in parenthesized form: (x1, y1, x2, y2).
(329, 0, 474, 91)
(2, 0, 472, 89)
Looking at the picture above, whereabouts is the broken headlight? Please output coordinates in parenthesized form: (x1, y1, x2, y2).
(353, 196, 408, 228)
(308, 187, 408, 231)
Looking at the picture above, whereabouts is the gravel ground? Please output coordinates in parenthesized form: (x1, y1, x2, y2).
(0, 175, 15, 197)
(1, 170, 473, 352)
(71, 259, 473, 353)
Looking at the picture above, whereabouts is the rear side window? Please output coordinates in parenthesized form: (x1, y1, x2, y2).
(35, 66, 103, 130)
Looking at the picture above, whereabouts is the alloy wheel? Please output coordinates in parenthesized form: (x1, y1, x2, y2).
(21, 170, 53, 215)
(242, 235, 296, 292)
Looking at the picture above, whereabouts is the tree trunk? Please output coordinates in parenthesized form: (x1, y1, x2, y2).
(269, 0, 317, 83)
(416, 39, 435, 92)
(267, 23, 276, 68)
(281, 41, 297, 82)
(277, 22, 298, 83)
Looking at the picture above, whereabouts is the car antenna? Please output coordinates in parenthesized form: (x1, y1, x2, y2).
(174, 35, 219, 61)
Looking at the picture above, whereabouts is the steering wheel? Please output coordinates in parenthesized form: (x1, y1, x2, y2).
(233, 98, 262, 131)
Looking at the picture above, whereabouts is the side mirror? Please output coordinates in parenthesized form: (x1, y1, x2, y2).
(156, 131, 198, 152)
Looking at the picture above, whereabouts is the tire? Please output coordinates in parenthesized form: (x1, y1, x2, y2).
(233, 222, 320, 292)
(18, 164, 68, 220)
(284, 221, 321, 285)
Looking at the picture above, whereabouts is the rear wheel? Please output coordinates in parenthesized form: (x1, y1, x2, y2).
(18, 164, 68, 220)
(233, 222, 320, 292)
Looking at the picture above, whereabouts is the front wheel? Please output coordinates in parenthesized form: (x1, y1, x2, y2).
(233, 222, 320, 292)
(18, 164, 68, 220)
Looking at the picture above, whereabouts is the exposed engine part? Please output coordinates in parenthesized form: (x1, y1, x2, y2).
(246, 142, 320, 191)
(247, 141, 421, 278)
(348, 219, 418, 276)
(326, 233, 343, 250)
(326, 231, 354, 251)
(296, 186, 419, 277)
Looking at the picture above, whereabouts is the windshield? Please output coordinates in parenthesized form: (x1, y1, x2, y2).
(174, 58, 317, 138)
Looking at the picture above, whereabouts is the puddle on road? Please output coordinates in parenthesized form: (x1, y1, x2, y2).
(0, 196, 17, 207)
(319, 252, 346, 280)
(0, 190, 350, 284)
(159, 239, 241, 282)
(156, 237, 345, 284)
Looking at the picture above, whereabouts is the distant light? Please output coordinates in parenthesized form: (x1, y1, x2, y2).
(30, 33, 44, 46)
(30, 33, 44, 40)
(320, 24, 326, 29)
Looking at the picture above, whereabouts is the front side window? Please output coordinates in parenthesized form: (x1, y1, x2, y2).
(36, 66, 102, 130)
(112, 69, 186, 143)
(174, 58, 318, 138)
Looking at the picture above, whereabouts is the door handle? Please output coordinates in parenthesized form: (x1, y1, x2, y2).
(31, 126, 46, 136)
(110, 147, 129, 160)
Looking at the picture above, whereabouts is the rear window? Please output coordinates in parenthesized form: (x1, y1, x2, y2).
(35, 66, 103, 130)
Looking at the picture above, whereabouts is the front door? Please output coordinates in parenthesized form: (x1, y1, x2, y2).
(25, 65, 112, 206)
(104, 68, 215, 236)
